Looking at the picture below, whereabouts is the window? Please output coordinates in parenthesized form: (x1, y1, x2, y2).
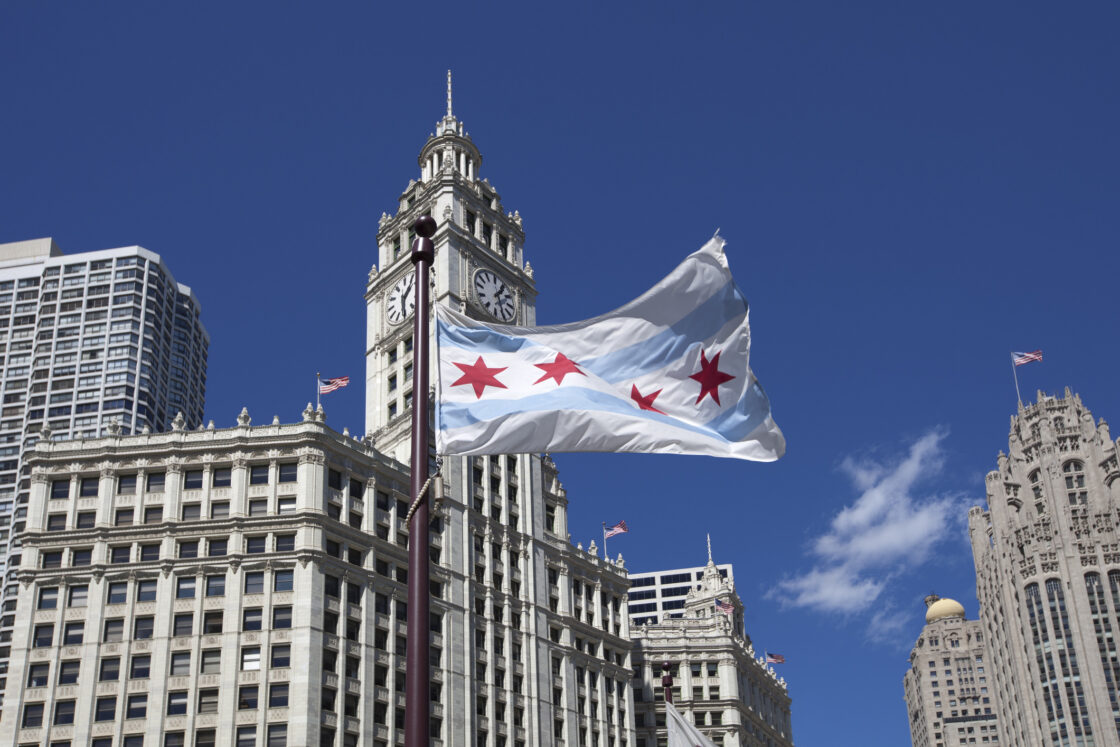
(108, 581, 127, 604)
(201, 648, 222, 674)
(278, 463, 297, 482)
(278, 497, 296, 514)
(34, 623, 53, 647)
(212, 467, 232, 487)
(242, 646, 261, 670)
(22, 703, 44, 728)
(80, 477, 99, 497)
(41, 550, 63, 568)
(170, 651, 191, 676)
(103, 618, 124, 642)
(165, 733, 186, 747)
(136, 579, 157, 600)
(196, 732, 217, 747)
(76, 511, 95, 528)
(118, 474, 137, 494)
(239, 685, 259, 710)
(177, 577, 196, 598)
(243, 608, 263, 630)
(95, 696, 116, 721)
(276, 534, 295, 551)
(271, 644, 291, 668)
(249, 499, 268, 516)
(203, 610, 223, 634)
(51, 479, 69, 499)
(246, 536, 266, 553)
(211, 501, 230, 518)
(273, 606, 293, 629)
(173, 612, 193, 636)
(144, 506, 163, 524)
(245, 572, 265, 594)
(130, 654, 151, 679)
(58, 660, 80, 684)
(237, 726, 257, 747)
(72, 548, 92, 566)
(39, 586, 59, 609)
(28, 662, 49, 687)
(111, 545, 131, 563)
(250, 465, 269, 485)
(198, 689, 220, 714)
(115, 507, 134, 525)
(181, 502, 201, 520)
(184, 470, 203, 490)
(167, 691, 188, 715)
(206, 575, 226, 596)
(267, 724, 287, 746)
(140, 542, 161, 560)
(269, 683, 290, 708)
(209, 538, 227, 556)
(134, 616, 154, 640)
(147, 472, 165, 491)
(54, 699, 76, 725)
(178, 540, 198, 558)
(329, 469, 343, 490)
(275, 569, 294, 592)
(63, 621, 84, 644)
(126, 693, 147, 718)
(47, 513, 66, 531)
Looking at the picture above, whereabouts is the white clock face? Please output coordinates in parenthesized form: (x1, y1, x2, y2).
(474, 269, 515, 322)
(386, 272, 416, 325)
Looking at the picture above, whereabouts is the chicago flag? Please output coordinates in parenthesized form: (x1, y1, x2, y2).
(435, 236, 785, 461)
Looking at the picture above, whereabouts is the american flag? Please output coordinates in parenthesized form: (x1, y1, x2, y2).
(604, 520, 628, 539)
(1012, 350, 1043, 367)
(319, 376, 350, 394)
(765, 652, 785, 664)
(715, 598, 734, 616)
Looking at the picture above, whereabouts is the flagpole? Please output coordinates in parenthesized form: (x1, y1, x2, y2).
(405, 214, 436, 747)
(602, 521, 608, 560)
(1010, 353, 1022, 407)
(316, 371, 321, 410)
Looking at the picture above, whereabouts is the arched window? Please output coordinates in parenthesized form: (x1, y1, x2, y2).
(1063, 461, 1087, 505)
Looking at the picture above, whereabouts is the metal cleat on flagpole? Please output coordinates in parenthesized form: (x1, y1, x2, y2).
(405, 214, 437, 746)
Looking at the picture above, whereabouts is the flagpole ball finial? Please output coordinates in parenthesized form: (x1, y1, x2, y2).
(414, 215, 437, 238)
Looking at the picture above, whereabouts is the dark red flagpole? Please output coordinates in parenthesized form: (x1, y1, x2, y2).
(406, 214, 437, 746)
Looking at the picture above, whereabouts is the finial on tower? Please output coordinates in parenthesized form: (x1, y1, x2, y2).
(447, 69, 453, 118)
(707, 533, 713, 564)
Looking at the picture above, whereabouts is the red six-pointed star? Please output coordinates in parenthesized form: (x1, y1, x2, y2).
(533, 352, 586, 386)
(450, 356, 508, 399)
(689, 348, 735, 405)
(630, 384, 665, 414)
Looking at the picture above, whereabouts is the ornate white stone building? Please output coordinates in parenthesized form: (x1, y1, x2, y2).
(364, 74, 634, 747)
(968, 390, 1120, 747)
(902, 595, 1000, 747)
(627, 563, 734, 627)
(630, 555, 792, 747)
(0, 237, 208, 716)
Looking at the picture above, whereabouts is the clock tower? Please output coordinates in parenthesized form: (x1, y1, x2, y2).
(365, 73, 535, 461)
(362, 74, 633, 747)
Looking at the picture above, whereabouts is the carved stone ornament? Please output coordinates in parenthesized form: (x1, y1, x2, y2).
(107, 418, 121, 436)
(237, 407, 251, 427)
(172, 411, 186, 431)
(302, 403, 315, 422)
(161, 563, 174, 578)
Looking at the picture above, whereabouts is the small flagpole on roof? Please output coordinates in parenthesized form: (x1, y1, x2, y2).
(316, 371, 321, 410)
(602, 522, 608, 559)
(1010, 354, 1022, 407)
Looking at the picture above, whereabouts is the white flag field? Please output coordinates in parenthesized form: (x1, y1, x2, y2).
(666, 701, 719, 747)
(435, 236, 785, 461)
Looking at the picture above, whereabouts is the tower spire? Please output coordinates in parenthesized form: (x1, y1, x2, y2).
(707, 533, 713, 564)
(447, 69, 453, 118)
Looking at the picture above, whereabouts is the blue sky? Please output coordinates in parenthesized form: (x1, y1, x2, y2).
(3, 3, 1118, 744)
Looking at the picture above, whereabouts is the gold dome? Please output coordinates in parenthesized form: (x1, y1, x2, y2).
(925, 597, 966, 623)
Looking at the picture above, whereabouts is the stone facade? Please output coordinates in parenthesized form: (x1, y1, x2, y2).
(627, 563, 734, 627)
(362, 76, 634, 747)
(0, 237, 208, 717)
(630, 558, 792, 747)
(903, 595, 1000, 747)
(968, 390, 1120, 747)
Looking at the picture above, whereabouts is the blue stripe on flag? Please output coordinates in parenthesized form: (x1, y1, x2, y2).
(437, 279, 748, 385)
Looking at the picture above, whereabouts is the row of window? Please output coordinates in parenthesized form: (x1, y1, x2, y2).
(18, 718, 287, 747)
(50, 464, 300, 499)
(38, 570, 294, 609)
(38, 534, 297, 567)
(30, 605, 292, 649)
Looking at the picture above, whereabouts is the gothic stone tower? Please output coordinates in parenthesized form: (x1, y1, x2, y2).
(363, 75, 634, 747)
(969, 389, 1120, 747)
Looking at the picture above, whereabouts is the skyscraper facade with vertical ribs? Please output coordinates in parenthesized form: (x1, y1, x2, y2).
(969, 390, 1120, 747)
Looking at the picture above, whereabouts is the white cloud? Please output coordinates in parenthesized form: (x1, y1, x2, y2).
(769, 430, 965, 621)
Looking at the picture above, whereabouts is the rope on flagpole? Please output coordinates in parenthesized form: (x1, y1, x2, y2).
(1010, 353, 1023, 407)
(404, 456, 443, 528)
